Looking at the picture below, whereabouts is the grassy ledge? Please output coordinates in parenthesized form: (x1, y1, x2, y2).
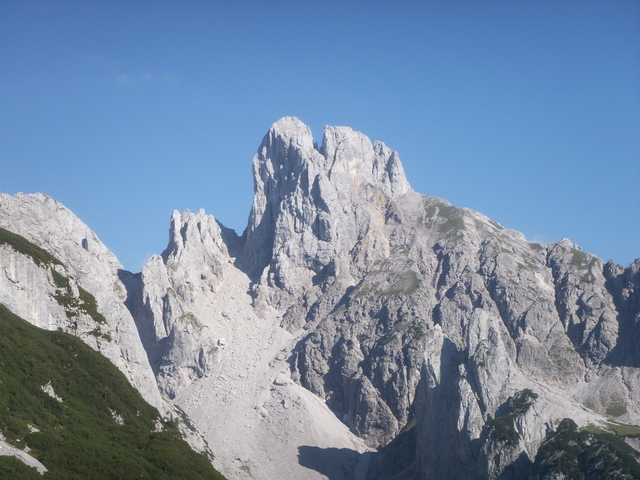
(489, 389, 538, 447)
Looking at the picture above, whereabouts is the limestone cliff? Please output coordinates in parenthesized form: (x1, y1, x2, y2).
(244, 117, 410, 310)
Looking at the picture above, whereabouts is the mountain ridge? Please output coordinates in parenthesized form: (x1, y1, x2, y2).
(1, 117, 639, 479)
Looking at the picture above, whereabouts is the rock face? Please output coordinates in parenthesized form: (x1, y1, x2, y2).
(244, 117, 410, 309)
(127, 117, 640, 479)
(126, 206, 371, 479)
(122, 208, 239, 399)
(2, 117, 640, 480)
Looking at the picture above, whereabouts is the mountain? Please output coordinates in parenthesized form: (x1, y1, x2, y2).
(0, 194, 161, 412)
(0, 199, 219, 476)
(1, 116, 639, 479)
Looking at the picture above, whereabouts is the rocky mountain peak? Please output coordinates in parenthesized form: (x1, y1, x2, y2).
(247, 118, 409, 237)
(164, 208, 233, 262)
(243, 117, 412, 308)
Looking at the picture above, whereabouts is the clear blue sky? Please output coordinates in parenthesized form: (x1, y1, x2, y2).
(1, 1, 638, 271)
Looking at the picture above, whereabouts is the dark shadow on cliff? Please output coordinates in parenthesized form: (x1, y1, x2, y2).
(216, 219, 252, 274)
(117, 269, 139, 306)
(366, 417, 417, 480)
(117, 269, 161, 374)
(298, 446, 361, 480)
(496, 451, 533, 480)
(602, 259, 640, 368)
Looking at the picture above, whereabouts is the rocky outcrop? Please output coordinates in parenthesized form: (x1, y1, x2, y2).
(604, 258, 640, 366)
(240, 118, 640, 478)
(546, 239, 619, 365)
(124, 208, 240, 398)
(243, 117, 410, 310)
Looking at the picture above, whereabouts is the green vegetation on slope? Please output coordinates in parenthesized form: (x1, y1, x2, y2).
(52, 284, 108, 326)
(0, 227, 61, 267)
(531, 418, 640, 479)
(490, 389, 538, 447)
(418, 200, 466, 236)
(0, 303, 225, 480)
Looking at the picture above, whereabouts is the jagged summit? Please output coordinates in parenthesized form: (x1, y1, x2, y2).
(251, 117, 410, 202)
(252, 116, 410, 196)
(243, 117, 411, 305)
(320, 123, 410, 197)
